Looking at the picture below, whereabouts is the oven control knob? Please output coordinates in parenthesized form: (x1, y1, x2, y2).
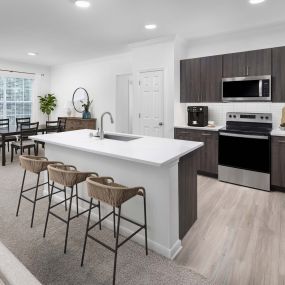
(261, 116, 264, 119)
(265, 116, 269, 120)
(229, 115, 232, 118)
(233, 115, 236, 118)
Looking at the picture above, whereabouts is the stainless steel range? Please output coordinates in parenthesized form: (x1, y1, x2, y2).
(218, 112, 272, 191)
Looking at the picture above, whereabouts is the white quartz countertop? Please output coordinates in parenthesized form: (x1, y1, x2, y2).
(175, 125, 224, 131)
(30, 129, 203, 167)
(271, 128, 285, 137)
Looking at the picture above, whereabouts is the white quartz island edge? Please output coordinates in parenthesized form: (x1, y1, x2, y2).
(31, 129, 203, 167)
(30, 129, 203, 259)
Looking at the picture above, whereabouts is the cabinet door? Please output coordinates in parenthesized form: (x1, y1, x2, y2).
(200, 55, 223, 102)
(222, 52, 246, 78)
(272, 47, 285, 102)
(180, 58, 201, 103)
(200, 132, 218, 175)
(271, 137, 285, 187)
(246, 49, 271, 76)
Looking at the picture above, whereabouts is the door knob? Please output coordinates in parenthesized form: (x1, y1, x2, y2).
(159, 122, 164, 126)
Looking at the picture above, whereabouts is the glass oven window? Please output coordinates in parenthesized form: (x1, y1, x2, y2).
(219, 134, 270, 173)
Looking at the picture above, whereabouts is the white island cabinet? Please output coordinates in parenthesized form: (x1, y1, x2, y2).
(30, 129, 203, 259)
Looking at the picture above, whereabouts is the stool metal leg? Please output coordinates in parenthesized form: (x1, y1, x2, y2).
(113, 207, 116, 238)
(64, 186, 74, 254)
(113, 206, 121, 285)
(30, 173, 40, 228)
(81, 198, 93, 267)
(16, 170, 26, 217)
(43, 181, 54, 238)
(98, 201, 102, 230)
(64, 187, 67, 211)
(76, 184, 79, 217)
(143, 191, 148, 255)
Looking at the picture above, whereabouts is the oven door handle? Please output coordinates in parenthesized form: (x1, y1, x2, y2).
(219, 132, 269, 140)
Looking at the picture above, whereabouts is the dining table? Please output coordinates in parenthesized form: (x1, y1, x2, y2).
(0, 124, 48, 166)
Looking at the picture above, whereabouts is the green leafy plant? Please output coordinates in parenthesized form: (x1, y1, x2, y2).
(81, 99, 93, 112)
(38, 93, 57, 120)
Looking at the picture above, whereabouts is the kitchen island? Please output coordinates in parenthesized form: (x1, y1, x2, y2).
(31, 129, 203, 259)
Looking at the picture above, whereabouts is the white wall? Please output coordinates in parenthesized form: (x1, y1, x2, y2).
(175, 24, 285, 129)
(50, 41, 177, 138)
(50, 53, 132, 131)
(131, 40, 175, 138)
(0, 58, 51, 123)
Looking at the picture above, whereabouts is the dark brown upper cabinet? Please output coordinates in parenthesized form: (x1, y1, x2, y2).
(223, 49, 271, 78)
(272, 46, 285, 102)
(246, 49, 271, 76)
(180, 55, 222, 103)
(200, 55, 223, 102)
(180, 58, 201, 103)
(222, 52, 246, 77)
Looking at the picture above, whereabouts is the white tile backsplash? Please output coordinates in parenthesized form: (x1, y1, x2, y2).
(179, 102, 285, 129)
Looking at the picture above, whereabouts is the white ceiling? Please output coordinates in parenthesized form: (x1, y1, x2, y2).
(0, 0, 285, 66)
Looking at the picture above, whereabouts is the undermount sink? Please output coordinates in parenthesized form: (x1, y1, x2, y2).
(104, 134, 141, 141)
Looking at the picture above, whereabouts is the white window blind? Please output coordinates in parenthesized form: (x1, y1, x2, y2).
(0, 76, 33, 126)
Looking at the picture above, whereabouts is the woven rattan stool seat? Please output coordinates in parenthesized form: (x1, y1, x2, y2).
(86, 177, 143, 208)
(48, 164, 98, 187)
(19, 155, 63, 174)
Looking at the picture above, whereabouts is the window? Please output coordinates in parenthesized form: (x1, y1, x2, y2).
(0, 76, 33, 126)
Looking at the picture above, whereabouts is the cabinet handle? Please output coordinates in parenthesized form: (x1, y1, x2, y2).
(278, 141, 285, 144)
(246, 66, 249, 76)
(201, 133, 212, 136)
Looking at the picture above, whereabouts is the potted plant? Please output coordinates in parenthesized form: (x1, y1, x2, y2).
(81, 99, 93, 119)
(38, 93, 57, 121)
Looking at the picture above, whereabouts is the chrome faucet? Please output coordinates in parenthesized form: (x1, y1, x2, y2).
(100, 112, 114, 139)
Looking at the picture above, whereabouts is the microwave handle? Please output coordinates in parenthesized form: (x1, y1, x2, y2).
(259, 80, 262, 97)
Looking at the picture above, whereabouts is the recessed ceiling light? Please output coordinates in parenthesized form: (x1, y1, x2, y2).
(145, 24, 157, 30)
(75, 0, 90, 8)
(249, 0, 266, 4)
(27, 52, 38, 56)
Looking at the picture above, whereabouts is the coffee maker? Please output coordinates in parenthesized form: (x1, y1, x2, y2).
(187, 106, 208, 127)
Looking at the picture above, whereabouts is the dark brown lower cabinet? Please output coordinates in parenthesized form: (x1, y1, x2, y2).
(271, 136, 285, 190)
(175, 128, 219, 177)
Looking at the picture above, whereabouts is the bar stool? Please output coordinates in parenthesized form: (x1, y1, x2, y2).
(81, 176, 148, 285)
(44, 164, 101, 254)
(17, 155, 64, 228)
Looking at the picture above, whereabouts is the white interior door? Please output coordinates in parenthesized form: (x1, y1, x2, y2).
(139, 70, 164, 137)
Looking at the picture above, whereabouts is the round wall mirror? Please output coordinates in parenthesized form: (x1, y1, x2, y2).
(72, 87, 89, 113)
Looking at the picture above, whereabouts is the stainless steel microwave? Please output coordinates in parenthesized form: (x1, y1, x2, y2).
(222, 75, 271, 102)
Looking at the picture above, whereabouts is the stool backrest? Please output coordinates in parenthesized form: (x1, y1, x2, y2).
(0, 118, 9, 128)
(86, 177, 140, 207)
(16, 117, 31, 128)
(46, 120, 59, 133)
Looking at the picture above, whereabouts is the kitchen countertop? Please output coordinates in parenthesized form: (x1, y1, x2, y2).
(175, 125, 224, 131)
(30, 129, 203, 167)
(271, 128, 285, 137)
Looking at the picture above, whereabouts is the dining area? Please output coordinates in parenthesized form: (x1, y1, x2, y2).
(0, 117, 67, 166)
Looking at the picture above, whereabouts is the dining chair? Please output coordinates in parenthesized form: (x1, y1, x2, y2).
(0, 118, 17, 152)
(58, 117, 67, 132)
(16, 117, 31, 128)
(46, 120, 60, 133)
(11, 122, 39, 162)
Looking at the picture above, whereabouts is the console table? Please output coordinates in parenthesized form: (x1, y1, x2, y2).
(60, 117, 96, 131)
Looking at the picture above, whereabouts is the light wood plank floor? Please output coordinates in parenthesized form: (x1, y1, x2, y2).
(175, 175, 285, 285)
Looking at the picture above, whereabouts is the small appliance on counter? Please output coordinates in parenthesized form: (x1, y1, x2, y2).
(187, 106, 208, 127)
